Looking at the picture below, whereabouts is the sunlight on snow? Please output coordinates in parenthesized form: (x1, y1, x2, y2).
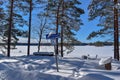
(0, 59, 18, 63)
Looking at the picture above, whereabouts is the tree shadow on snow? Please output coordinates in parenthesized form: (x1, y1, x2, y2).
(0, 55, 57, 72)
(80, 68, 120, 77)
(79, 73, 114, 80)
(59, 57, 85, 71)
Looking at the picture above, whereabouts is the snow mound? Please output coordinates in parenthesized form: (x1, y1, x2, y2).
(24, 64, 37, 70)
(0, 70, 73, 80)
(99, 57, 112, 65)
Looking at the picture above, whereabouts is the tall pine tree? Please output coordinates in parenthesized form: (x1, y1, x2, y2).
(0, 0, 28, 56)
(88, 0, 120, 60)
(46, 0, 84, 56)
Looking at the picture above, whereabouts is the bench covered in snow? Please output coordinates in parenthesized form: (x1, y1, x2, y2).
(33, 52, 54, 56)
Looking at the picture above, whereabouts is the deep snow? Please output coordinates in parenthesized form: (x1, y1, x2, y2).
(0, 45, 120, 80)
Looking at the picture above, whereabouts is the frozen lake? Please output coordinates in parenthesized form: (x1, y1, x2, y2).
(1, 45, 115, 58)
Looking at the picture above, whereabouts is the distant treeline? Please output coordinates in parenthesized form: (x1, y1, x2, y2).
(0, 41, 114, 46)
(87, 41, 114, 46)
(59, 41, 114, 46)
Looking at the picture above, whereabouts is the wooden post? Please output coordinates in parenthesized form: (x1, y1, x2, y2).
(105, 63, 111, 70)
(54, 43, 59, 72)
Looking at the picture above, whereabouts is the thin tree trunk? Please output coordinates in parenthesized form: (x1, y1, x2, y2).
(27, 0, 32, 56)
(61, 23, 63, 57)
(38, 18, 47, 52)
(56, 3, 60, 55)
(61, 0, 64, 57)
(7, 0, 14, 57)
(55, 4, 61, 72)
(38, 32, 42, 52)
(114, 0, 119, 60)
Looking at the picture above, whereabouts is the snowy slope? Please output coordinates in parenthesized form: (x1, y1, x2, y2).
(0, 46, 120, 80)
(0, 54, 120, 80)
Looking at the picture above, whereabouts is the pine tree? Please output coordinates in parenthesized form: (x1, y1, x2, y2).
(0, 1, 6, 54)
(88, 0, 120, 60)
(25, 0, 49, 54)
(87, 0, 114, 39)
(46, 0, 84, 56)
(0, 0, 28, 56)
(0, 1, 5, 36)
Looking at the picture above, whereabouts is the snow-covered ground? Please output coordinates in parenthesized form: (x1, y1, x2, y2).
(0, 46, 120, 80)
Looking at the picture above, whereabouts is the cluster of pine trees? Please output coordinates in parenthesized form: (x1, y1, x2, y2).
(0, 0, 119, 60)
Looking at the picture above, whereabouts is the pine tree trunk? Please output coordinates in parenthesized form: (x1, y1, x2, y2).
(27, 0, 32, 56)
(7, 0, 14, 57)
(61, 25, 63, 57)
(114, 0, 119, 60)
(61, 0, 64, 57)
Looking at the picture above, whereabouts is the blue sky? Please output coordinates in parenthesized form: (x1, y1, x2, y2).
(29, 0, 112, 43)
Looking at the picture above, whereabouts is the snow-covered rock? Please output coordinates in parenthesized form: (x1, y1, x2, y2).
(99, 57, 112, 65)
